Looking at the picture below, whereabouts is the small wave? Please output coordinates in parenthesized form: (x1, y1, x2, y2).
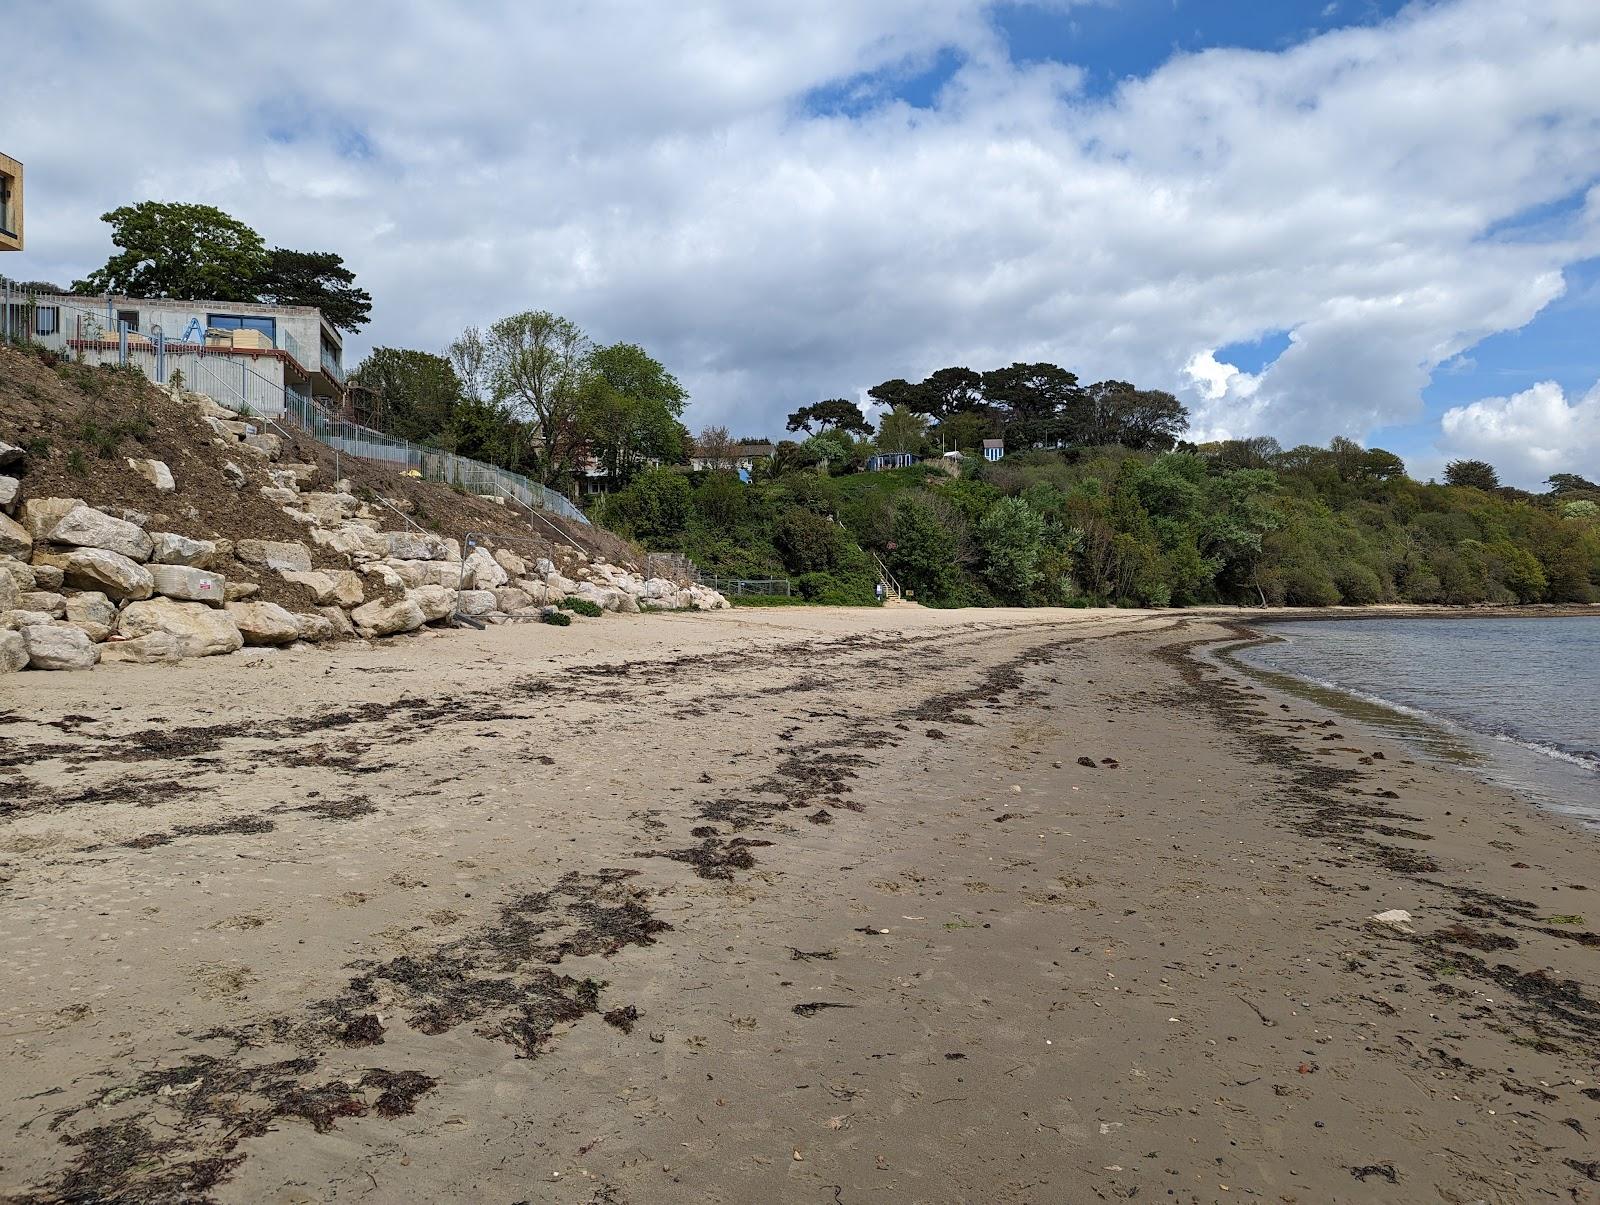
(1490, 732, 1600, 773)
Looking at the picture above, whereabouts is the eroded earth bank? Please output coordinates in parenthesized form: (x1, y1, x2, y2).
(1, 607, 1597, 1204)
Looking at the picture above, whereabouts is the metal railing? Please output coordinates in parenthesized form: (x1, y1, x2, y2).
(699, 575, 792, 597)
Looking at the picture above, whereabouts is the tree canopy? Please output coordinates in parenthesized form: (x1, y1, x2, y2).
(256, 248, 373, 332)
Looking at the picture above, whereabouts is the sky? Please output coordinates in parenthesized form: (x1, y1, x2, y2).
(3, 0, 1598, 488)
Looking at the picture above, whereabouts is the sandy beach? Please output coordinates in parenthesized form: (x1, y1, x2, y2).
(2, 605, 1597, 1204)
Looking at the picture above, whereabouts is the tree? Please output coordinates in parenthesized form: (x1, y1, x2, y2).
(976, 497, 1047, 600)
(886, 495, 965, 605)
(786, 398, 871, 436)
(876, 405, 930, 453)
(696, 424, 738, 470)
(256, 248, 372, 332)
(348, 348, 463, 443)
(1444, 459, 1500, 491)
(447, 326, 490, 403)
(582, 342, 690, 485)
(1072, 381, 1190, 451)
(866, 378, 918, 412)
(1547, 473, 1599, 494)
(981, 362, 1081, 447)
(483, 311, 593, 488)
(918, 367, 986, 420)
(73, 202, 268, 301)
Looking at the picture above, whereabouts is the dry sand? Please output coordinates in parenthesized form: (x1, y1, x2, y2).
(1, 606, 1596, 1204)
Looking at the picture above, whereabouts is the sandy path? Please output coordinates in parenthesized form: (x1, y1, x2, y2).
(1, 607, 1596, 1203)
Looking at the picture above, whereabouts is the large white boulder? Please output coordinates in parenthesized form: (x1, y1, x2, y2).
(64, 591, 116, 641)
(100, 632, 182, 664)
(350, 597, 425, 638)
(241, 432, 282, 460)
(534, 558, 557, 578)
(301, 492, 361, 523)
(463, 547, 509, 590)
(35, 547, 154, 601)
(0, 512, 32, 559)
(2, 609, 56, 629)
(127, 458, 176, 492)
(311, 523, 387, 558)
(361, 562, 406, 591)
(0, 475, 18, 508)
(235, 539, 313, 573)
(20, 591, 66, 617)
(294, 612, 338, 642)
(48, 505, 154, 562)
(280, 569, 363, 607)
(20, 497, 82, 541)
(19, 624, 99, 671)
(492, 548, 527, 577)
(313, 605, 356, 639)
(225, 601, 302, 646)
(456, 589, 497, 617)
(149, 564, 227, 605)
(117, 597, 244, 658)
(150, 532, 218, 567)
(0, 629, 26, 672)
(0, 560, 33, 592)
(494, 586, 533, 613)
(0, 441, 23, 468)
(385, 530, 448, 561)
(545, 571, 579, 596)
(0, 569, 16, 612)
(407, 584, 455, 623)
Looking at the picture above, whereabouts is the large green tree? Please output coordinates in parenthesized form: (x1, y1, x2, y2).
(982, 362, 1081, 447)
(257, 248, 372, 332)
(484, 310, 594, 487)
(582, 342, 690, 485)
(73, 202, 268, 301)
(1444, 459, 1501, 491)
(786, 398, 871, 436)
(348, 348, 463, 444)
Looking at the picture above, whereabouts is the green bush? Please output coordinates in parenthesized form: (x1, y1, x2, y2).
(541, 609, 572, 626)
(559, 597, 604, 617)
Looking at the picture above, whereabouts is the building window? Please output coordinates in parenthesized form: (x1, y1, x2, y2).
(116, 309, 140, 333)
(36, 306, 58, 336)
(0, 170, 15, 237)
(206, 314, 277, 344)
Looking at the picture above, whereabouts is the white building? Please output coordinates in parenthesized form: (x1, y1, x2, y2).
(9, 290, 344, 416)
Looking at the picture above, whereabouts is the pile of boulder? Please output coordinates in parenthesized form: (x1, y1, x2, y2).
(0, 416, 726, 672)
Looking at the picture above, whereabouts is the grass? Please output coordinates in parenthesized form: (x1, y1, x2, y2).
(559, 597, 604, 618)
(727, 593, 811, 607)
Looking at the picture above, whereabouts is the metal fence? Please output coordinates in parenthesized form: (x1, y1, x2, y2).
(700, 575, 793, 597)
(1, 276, 589, 525)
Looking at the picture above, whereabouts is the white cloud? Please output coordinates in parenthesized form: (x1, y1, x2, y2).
(4, 0, 1600, 450)
(1436, 379, 1600, 488)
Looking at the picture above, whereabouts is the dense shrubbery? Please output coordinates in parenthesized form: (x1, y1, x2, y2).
(594, 445, 1600, 609)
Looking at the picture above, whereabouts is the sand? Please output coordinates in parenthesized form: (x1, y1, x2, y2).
(1, 606, 1596, 1204)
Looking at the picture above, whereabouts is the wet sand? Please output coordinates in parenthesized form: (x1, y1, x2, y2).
(1, 606, 1596, 1204)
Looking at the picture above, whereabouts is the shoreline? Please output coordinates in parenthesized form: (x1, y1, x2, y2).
(2, 607, 1597, 1201)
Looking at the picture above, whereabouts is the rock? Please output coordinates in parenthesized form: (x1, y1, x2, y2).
(48, 505, 154, 561)
(616, 592, 640, 614)
(0, 476, 18, 508)
(35, 547, 154, 601)
(279, 463, 319, 487)
(294, 612, 338, 642)
(280, 569, 364, 607)
(381, 559, 427, 588)
(267, 468, 301, 491)
(65, 592, 116, 630)
(0, 570, 15, 612)
(545, 571, 579, 595)
(225, 601, 302, 646)
(150, 532, 218, 567)
(311, 523, 387, 558)
(577, 583, 624, 612)
(235, 539, 313, 573)
(361, 562, 406, 591)
(301, 492, 361, 523)
(385, 530, 447, 561)
(0, 560, 33, 592)
(407, 585, 455, 623)
(20, 590, 66, 617)
(118, 597, 244, 658)
(0, 440, 23, 468)
(149, 564, 227, 605)
(314, 605, 356, 638)
(442, 538, 462, 562)
(493, 548, 527, 577)
(19, 624, 99, 670)
(0, 512, 32, 558)
(222, 461, 247, 489)
(260, 486, 300, 506)
(494, 586, 533, 613)
(100, 632, 182, 664)
(241, 433, 282, 460)
(224, 581, 260, 601)
(457, 547, 505, 588)
(31, 563, 64, 590)
(535, 558, 557, 578)
(21, 497, 83, 541)
(0, 629, 26, 672)
(203, 415, 238, 441)
(1, 609, 55, 629)
(350, 598, 425, 638)
(127, 458, 176, 492)
(456, 589, 497, 617)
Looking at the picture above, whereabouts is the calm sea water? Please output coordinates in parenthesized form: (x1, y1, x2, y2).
(1226, 616, 1600, 825)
